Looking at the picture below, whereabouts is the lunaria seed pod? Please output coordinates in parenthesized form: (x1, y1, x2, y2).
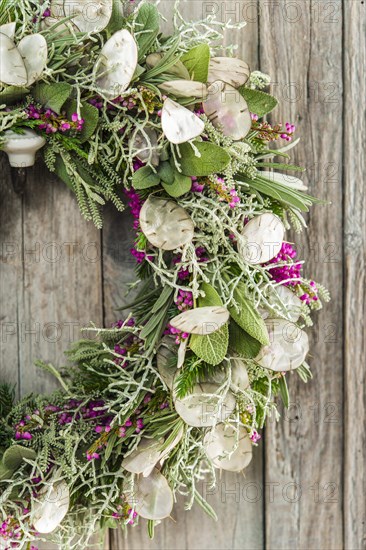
(159, 80, 208, 100)
(122, 438, 163, 478)
(255, 318, 309, 372)
(139, 196, 194, 250)
(230, 357, 250, 392)
(32, 479, 70, 534)
(170, 306, 229, 336)
(130, 128, 159, 166)
(203, 81, 251, 141)
(17, 34, 48, 86)
(174, 383, 235, 427)
(0, 32, 27, 86)
(204, 423, 252, 472)
(161, 98, 205, 144)
(95, 30, 137, 99)
(207, 57, 250, 88)
(126, 468, 174, 520)
(238, 213, 285, 265)
(270, 285, 303, 322)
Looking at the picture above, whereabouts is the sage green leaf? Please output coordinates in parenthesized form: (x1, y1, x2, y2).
(54, 155, 73, 190)
(190, 324, 228, 366)
(135, 3, 160, 60)
(190, 282, 229, 366)
(0, 85, 29, 104)
(3, 445, 36, 471)
(181, 44, 210, 83)
(229, 319, 262, 359)
(162, 171, 191, 197)
(132, 166, 160, 190)
(106, 0, 125, 34)
(0, 462, 12, 481)
(66, 100, 99, 142)
(239, 87, 278, 117)
(33, 82, 73, 114)
(178, 142, 230, 176)
(157, 161, 174, 184)
(228, 283, 270, 346)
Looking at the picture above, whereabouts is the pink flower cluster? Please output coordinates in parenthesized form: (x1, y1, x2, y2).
(173, 246, 209, 280)
(26, 104, 84, 135)
(164, 323, 189, 345)
(175, 289, 193, 311)
(281, 122, 296, 141)
(250, 430, 261, 444)
(191, 176, 205, 193)
(267, 242, 302, 285)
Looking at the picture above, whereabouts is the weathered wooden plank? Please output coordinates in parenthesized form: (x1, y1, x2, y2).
(107, 2, 264, 549)
(343, 2, 366, 549)
(259, 2, 344, 548)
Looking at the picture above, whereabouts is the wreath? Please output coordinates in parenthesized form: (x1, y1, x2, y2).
(0, 1, 330, 549)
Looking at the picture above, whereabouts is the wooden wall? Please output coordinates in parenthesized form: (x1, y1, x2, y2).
(0, 1, 365, 548)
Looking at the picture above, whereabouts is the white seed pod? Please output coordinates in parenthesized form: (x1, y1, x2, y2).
(170, 306, 229, 336)
(0, 22, 16, 40)
(0, 32, 27, 86)
(161, 98, 205, 144)
(32, 480, 70, 534)
(122, 438, 163, 478)
(263, 171, 308, 191)
(203, 80, 251, 141)
(238, 213, 285, 265)
(159, 80, 208, 100)
(62, 0, 113, 33)
(255, 318, 309, 372)
(203, 424, 252, 472)
(2, 129, 46, 167)
(207, 57, 250, 88)
(130, 128, 159, 166)
(271, 285, 303, 322)
(174, 383, 236, 427)
(17, 34, 48, 86)
(126, 469, 173, 520)
(95, 30, 138, 99)
(139, 196, 194, 251)
(230, 358, 250, 392)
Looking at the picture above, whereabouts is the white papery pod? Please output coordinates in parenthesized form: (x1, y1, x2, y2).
(32, 480, 70, 533)
(170, 306, 229, 336)
(157, 337, 178, 389)
(0, 32, 27, 86)
(230, 358, 250, 392)
(18, 34, 48, 86)
(159, 80, 208, 100)
(255, 318, 309, 372)
(122, 438, 163, 478)
(177, 338, 188, 368)
(0, 22, 16, 40)
(95, 30, 137, 99)
(174, 383, 236, 427)
(238, 213, 285, 265)
(161, 98, 205, 144)
(204, 424, 252, 472)
(126, 469, 174, 520)
(262, 171, 308, 191)
(130, 128, 159, 166)
(62, 0, 113, 33)
(207, 57, 250, 88)
(203, 80, 251, 141)
(272, 285, 303, 322)
(139, 196, 194, 251)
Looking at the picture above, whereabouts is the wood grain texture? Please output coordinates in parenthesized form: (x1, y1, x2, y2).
(343, 2, 366, 549)
(259, 1, 344, 549)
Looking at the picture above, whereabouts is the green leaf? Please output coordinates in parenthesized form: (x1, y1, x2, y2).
(2, 445, 36, 471)
(178, 141, 230, 176)
(132, 166, 160, 190)
(66, 100, 99, 142)
(190, 283, 229, 366)
(148, 519, 155, 539)
(0, 86, 29, 104)
(54, 155, 74, 190)
(162, 171, 191, 197)
(181, 44, 210, 83)
(229, 319, 262, 359)
(33, 82, 73, 114)
(228, 283, 269, 346)
(104, 431, 118, 462)
(278, 375, 290, 408)
(106, 0, 125, 34)
(239, 87, 278, 117)
(0, 462, 12, 481)
(135, 3, 160, 60)
(157, 161, 174, 184)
